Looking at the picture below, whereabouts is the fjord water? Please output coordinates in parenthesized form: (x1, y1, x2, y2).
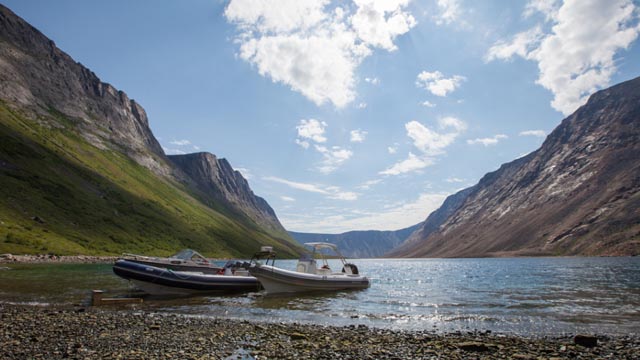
(1, 257, 638, 335)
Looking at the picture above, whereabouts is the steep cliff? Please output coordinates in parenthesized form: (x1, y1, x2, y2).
(393, 76, 640, 258)
(0, 6, 168, 175)
(169, 153, 287, 236)
(0, 5, 298, 257)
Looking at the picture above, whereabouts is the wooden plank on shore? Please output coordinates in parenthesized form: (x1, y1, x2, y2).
(92, 290, 143, 306)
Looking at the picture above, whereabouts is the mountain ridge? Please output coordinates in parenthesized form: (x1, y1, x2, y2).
(169, 152, 287, 235)
(392, 76, 640, 258)
(290, 223, 421, 258)
(0, 4, 298, 257)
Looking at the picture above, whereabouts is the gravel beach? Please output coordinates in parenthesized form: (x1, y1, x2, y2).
(1, 303, 638, 359)
(0, 254, 118, 264)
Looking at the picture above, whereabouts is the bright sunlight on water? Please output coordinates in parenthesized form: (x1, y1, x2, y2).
(1, 257, 638, 336)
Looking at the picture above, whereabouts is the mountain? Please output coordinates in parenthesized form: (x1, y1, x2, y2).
(168, 152, 287, 235)
(0, 4, 299, 257)
(392, 77, 640, 258)
(290, 223, 421, 258)
(385, 187, 474, 257)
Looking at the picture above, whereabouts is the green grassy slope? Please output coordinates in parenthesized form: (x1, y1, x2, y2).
(0, 104, 299, 258)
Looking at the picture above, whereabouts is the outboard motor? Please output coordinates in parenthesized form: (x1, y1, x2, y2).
(342, 263, 359, 275)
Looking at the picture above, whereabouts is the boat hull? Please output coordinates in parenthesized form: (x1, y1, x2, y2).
(124, 259, 222, 274)
(113, 260, 260, 295)
(249, 264, 370, 294)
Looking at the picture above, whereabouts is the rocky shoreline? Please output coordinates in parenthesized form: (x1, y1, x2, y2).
(1, 303, 637, 359)
(0, 253, 118, 264)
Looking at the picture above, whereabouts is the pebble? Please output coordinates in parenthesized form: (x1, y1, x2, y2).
(0, 254, 117, 264)
(0, 303, 638, 359)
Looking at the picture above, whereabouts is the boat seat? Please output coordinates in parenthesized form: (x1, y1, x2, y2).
(296, 259, 317, 274)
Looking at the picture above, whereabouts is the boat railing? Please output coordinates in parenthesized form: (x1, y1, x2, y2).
(250, 249, 277, 267)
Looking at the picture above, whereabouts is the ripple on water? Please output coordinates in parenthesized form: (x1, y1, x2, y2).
(0, 257, 639, 335)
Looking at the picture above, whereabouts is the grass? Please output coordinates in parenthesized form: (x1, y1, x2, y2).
(0, 103, 301, 258)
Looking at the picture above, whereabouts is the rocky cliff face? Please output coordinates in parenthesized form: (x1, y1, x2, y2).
(290, 223, 421, 258)
(0, 4, 296, 256)
(0, 6, 168, 175)
(393, 77, 640, 258)
(169, 153, 287, 235)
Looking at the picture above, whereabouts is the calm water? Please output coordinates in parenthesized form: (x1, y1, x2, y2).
(0, 257, 638, 336)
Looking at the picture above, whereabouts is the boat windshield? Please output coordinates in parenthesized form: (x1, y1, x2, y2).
(299, 253, 313, 261)
(171, 249, 207, 262)
(302, 242, 347, 264)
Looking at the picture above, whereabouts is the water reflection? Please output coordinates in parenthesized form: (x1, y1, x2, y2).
(0, 257, 638, 335)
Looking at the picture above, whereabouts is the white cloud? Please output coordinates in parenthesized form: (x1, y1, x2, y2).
(356, 102, 368, 109)
(446, 177, 465, 183)
(193, 145, 201, 151)
(387, 146, 398, 154)
(421, 100, 436, 107)
(416, 70, 466, 97)
(380, 152, 433, 175)
(280, 196, 296, 202)
(163, 147, 187, 155)
(328, 191, 358, 201)
(439, 116, 468, 132)
(234, 167, 253, 179)
(435, 0, 462, 26)
(169, 139, 191, 146)
(263, 176, 329, 194)
(519, 129, 547, 137)
(351, 0, 417, 51)
(381, 117, 467, 176)
(225, 0, 416, 108)
(486, 0, 640, 115)
(281, 192, 448, 232)
(524, 0, 561, 21)
(237, 33, 364, 107)
(225, 0, 328, 33)
(357, 179, 382, 190)
(350, 129, 367, 142)
(364, 77, 380, 85)
(315, 145, 354, 174)
(295, 139, 310, 149)
(406, 118, 464, 155)
(264, 176, 358, 201)
(295, 119, 353, 173)
(467, 134, 508, 146)
(296, 119, 327, 144)
(485, 26, 544, 62)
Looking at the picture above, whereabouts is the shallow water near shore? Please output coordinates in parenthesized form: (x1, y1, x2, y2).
(1, 257, 638, 336)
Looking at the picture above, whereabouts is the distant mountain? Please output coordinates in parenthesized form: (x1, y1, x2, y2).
(392, 76, 640, 258)
(386, 187, 475, 257)
(290, 223, 421, 258)
(0, 4, 299, 257)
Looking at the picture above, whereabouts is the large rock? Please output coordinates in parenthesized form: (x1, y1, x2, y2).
(574, 334, 598, 348)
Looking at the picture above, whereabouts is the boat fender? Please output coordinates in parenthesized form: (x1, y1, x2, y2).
(342, 263, 359, 275)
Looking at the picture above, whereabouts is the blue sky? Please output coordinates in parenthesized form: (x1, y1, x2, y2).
(5, 0, 640, 233)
